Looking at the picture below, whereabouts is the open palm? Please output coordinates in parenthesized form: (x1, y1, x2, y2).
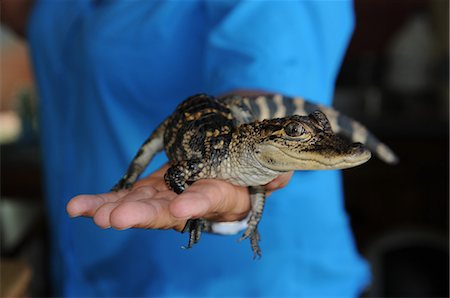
(67, 164, 292, 232)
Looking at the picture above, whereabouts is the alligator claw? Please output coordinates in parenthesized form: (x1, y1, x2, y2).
(250, 231, 262, 259)
(182, 219, 204, 249)
(111, 178, 133, 192)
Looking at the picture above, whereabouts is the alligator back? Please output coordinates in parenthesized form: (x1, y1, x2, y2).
(163, 94, 236, 167)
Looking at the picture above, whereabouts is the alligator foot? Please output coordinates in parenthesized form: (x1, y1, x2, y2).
(239, 224, 262, 258)
(249, 229, 262, 259)
(182, 219, 205, 249)
(111, 176, 133, 191)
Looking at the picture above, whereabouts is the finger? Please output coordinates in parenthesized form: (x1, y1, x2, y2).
(169, 179, 250, 221)
(133, 176, 168, 192)
(120, 185, 159, 202)
(93, 202, 118, 228)
(110, 200, 158, 230)
(132, 165, 170, 191)
(92, 185, 161, 229)
(265, 171, 293, 191)
(109, 192, 186, 231)
(66, 192, 123, 218)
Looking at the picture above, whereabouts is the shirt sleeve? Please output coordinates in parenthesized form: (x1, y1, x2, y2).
(203, 0, 355, 106)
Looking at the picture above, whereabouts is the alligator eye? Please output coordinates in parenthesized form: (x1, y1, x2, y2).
(284, 122, 305, 137)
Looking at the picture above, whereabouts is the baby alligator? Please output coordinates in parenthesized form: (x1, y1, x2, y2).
(112, 94, 397, 258)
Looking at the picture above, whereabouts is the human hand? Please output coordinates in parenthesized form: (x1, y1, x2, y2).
(66, 165, 293, 232)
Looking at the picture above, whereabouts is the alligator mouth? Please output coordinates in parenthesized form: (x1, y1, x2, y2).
(279, 144, 372, 169)
(254, 142, 372, 171)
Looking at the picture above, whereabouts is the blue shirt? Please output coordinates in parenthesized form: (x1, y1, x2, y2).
(28, 1, 370, 296)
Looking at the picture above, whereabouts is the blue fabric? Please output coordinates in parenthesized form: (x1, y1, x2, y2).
(27, 0, 370, 296)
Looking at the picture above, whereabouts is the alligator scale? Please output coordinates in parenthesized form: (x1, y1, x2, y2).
(113, 94, 397, 258)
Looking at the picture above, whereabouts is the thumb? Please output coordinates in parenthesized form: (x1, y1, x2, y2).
(168, 179, 251, 222)
(265, 171, 294, 192)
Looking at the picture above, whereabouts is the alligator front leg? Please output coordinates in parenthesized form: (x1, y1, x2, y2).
(164, 160, 207, 249)
(240, 185, 266, 259)
(181, 218, 208, 249)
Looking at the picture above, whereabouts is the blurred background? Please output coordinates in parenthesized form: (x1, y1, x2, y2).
(336, 1, 448, 296)
(0, 0, 448, 297)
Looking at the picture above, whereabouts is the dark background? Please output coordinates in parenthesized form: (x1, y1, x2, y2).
(1, 0, 448, 297)
(338, 0, 449, 296)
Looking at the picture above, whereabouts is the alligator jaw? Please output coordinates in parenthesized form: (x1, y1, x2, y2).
(255, 143, 372, 171)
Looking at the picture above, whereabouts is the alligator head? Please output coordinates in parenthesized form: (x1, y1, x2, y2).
(252, 110, 371, 171)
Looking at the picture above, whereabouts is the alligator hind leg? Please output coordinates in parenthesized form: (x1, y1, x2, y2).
(239, 186, 266, 258)
(112, 122, 166, 191)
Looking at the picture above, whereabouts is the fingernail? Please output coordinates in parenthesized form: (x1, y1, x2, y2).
(114, 226, 130, 231)
(68, 212, 85, 218)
